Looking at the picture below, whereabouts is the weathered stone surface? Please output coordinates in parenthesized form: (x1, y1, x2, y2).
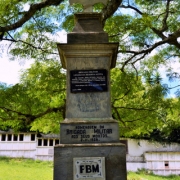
(68, 13, 108, 43)
(57, 43, 118, 119)
(54, 143, 127, 180)
(57, 43, 118, 69)
(60, 119, 119, 144)
(72, 13, 104, 33)
(68, 32, 108, 43)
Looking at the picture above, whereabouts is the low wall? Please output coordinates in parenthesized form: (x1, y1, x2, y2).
(127, 162, 146, 171)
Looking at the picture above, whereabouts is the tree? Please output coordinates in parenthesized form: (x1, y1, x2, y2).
(111, 68, 172, 137)
(0, 0, 180, 138)
(0, 61, 66, 133)
(0, 61, 172, 137)
(1, 0, 180, 84)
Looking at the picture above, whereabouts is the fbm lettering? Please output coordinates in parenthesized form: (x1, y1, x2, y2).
(80, 164, 99, 174)
(74, 157, 105, 179)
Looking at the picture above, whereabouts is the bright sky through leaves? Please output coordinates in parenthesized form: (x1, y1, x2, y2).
(0, 30, 67, 85)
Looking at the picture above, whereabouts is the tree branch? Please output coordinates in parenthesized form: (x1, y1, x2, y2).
(112, 105, 126, 126)
(161, 0, 171, 32)
(124, 115, 149, 123)
(118, 0, 180, 70)
(120, 4, 143, 15)
(169, 85, 180, 89)
(114, 106, 156, 112)
(3, 37, 58, 55)
(120, 32, 180, 71)
(0, 105, 65, 125)
(102, 0, 123, 26)
(0, 0, 64, 36)
(131, 63, 138, 79)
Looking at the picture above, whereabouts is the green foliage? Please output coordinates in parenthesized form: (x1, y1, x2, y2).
(0, 62, 172, 138)
(104, 15, 132, 43)
(0, 60, 179, 140)
(110, 68, 172, 137)
(0, 0, 27, 26)
(93, 3, 105, 12)
(61, 15, 74, 32)
(1, 0, 180, 140)
(0, 60, 66, 133)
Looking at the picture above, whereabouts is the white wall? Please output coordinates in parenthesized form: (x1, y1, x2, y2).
(0, 133, 57, 160)
(36, 147, 54, 161)
(145, 152, 180, 176)
(0, 133, 36, 159)
(126, 162, 146, 171)
(125, 139, 180, 176)
(126, 139, 180, 157)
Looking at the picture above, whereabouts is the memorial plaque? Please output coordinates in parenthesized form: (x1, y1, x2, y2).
(73, 157, 105, 180)
(70, 69, 108, 93)
(60, 122, 119, 144)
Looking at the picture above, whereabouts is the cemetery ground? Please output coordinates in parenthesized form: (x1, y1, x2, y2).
(0, 157, 180, 180)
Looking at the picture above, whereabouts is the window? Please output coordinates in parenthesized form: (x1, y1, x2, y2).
(1, 134, 6, 141)
(19, 134, 24, 141)
(44, 139, 48, 146)
(49, 139, 54, 146)
(55, 139, 59, 145)
(31, 134, 36, 141)
(7, 134, 12, 141)
(13, 134, 18, 141)
(38, 139, 42, 146)
(165, 161, 169, 168)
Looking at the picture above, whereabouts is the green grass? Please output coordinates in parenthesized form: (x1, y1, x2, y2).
(128, 169, 180, 180)
(0, 157, 180, 180)
(0, 156, 53, 180)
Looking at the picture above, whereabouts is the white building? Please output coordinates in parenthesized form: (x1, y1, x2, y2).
(1, 130, 180, 176)
(0, 130, 59, 161)
(124, 138, 180, 176)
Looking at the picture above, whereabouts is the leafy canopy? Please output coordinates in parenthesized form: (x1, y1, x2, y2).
(0, 0, 180, 141)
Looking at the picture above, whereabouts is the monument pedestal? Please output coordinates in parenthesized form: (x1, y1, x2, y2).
(54, 11, 127, 180)
(54, 143, 126, 180)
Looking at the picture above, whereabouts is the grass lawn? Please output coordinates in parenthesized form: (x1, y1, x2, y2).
(0, 156, 180, 180)
(128, 170, 180, 180)
(0, 156, 53, 180)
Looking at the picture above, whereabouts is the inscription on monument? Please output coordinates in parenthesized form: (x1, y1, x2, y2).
(73, 157, 105, 180)
(70, 69, 108, 93)
(60, 123, 119, 144)
(67, 125, 112, 142)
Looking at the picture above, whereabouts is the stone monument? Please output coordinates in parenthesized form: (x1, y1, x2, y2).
(54, 0, 127, 179)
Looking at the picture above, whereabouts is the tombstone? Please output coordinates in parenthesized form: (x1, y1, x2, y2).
(54, 1, 127, 179)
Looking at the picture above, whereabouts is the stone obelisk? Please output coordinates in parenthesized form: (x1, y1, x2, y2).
(54, 1, 127, 179)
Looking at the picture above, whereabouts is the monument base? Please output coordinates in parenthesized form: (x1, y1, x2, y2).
(54, 143, 127, 180)
(60, 119, 120, 144)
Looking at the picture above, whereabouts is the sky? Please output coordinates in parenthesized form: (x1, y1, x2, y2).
(0, 57, 33, 85)
(159, 64, 180, 98)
